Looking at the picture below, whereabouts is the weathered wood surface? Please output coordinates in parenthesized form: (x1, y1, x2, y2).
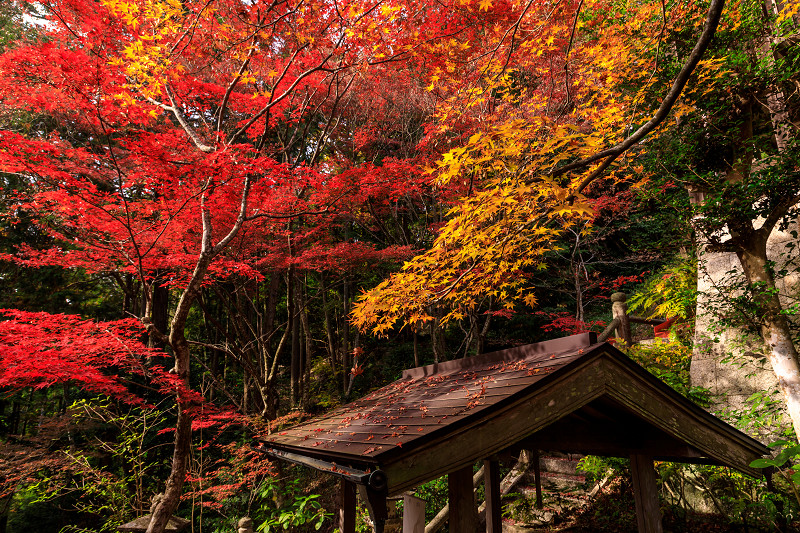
(602, 357, 767, 475)
(358, 484, 388, 533)
(338, 480, 356, 533)
(629, 316, 667, 326)
(630, 454, 663, 533)
(483, 459, 502, 533)
(383, 358, 609, 493)
(382, 352, 766, 493)
(403, 333, 597, 379)
(448, 466, 478, 533)
(403, 494, 426, 533)
(425, 465, 484, 533)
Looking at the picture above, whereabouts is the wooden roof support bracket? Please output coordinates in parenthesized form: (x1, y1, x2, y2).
(358, 484, 388, 533)
(254, 445, 386, 490)
(254, 445, 389, 532)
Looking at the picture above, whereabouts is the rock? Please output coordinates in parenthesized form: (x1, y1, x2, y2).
(238, 516, 254, 533)
(117, 514, 190, 532)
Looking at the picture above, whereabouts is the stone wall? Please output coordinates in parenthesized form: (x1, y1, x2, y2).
(690, 222, 798, 437)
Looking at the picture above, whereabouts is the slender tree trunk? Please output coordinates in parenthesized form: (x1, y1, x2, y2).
(413, 327, 420, 367)
(146, 320, 196, 533)
(341, 280, 350, 394)
(300, 277, 313, 409)
(729, 44, 800, 438)
(289, 272, 301, 407)
(432, 310, 447, 363)
(478, 313, 492, 355)
(123, 274, 134, 317)
(145, 171, 249, 532)
(737, 237, 800, 439)
(242, 372, 251, 414)
(321, 274, 339, 372)
(264, 274, 279, 347)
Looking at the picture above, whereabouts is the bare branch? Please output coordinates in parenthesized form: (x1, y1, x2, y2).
(216, 35, 259, 136)
(164, 84, 214, 153)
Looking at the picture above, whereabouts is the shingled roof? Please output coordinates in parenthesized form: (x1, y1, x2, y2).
(258, 332, 768, 497)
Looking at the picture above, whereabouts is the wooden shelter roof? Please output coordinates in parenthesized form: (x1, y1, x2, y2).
(258, 333, 768, 495)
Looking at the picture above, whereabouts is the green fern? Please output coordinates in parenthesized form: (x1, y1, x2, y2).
(628, 257, 697, 320)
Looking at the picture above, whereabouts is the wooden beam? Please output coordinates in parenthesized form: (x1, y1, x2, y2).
(448, 466, 478, 532)
(630, 454, 663, 533)
(338, 479, 356, 533)
(483, 459, 502, 533)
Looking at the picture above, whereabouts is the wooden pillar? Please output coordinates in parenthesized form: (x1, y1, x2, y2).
(448, 465, 479, 532)
(483, 459, 502, 533)
(630, 454, 663, 533)
(532, 451, 543, 509)
(402, 493, 425, 533)
(338, 479, 357, 533)
(611, 292, 632, 344)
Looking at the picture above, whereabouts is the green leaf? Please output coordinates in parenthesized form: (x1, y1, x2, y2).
(750, 458, 778, 468)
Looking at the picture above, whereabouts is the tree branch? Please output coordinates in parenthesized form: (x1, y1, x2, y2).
(550, 0, 726, 193)
(164, 84, 214, 153)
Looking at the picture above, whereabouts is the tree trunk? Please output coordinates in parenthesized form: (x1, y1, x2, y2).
(289, 272, 301, 406)
(145, 172, 250, 532)
(300, 277, 313, 409)
(341, 280, 350, 394)
(150, 271, 170, 350)
(737, 238, 800, 439)
(431, 311, 447, 363)
(413, 326, 420, 367)
(321, 274, 339, 372)
(146, 400, 193, 533)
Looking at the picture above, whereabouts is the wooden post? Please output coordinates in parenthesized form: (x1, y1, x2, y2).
(532, 451, 543, 509)
(611, 292, 633, 344)
(448, 466, 478, 532)
(483, 459, 502, 533)
(630, 455, 663, 533)
(339, 479, 357, 533)
(402, 493, 425, 533)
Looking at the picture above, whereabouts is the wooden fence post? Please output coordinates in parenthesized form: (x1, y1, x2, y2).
(403, 494, 426, 533)
(611, 292, 632, 344)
